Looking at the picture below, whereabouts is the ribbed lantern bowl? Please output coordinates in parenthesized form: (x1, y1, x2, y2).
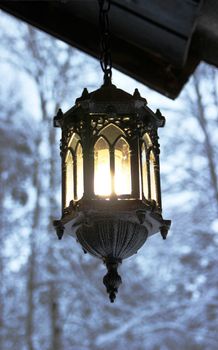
(54, 81, 171, 302)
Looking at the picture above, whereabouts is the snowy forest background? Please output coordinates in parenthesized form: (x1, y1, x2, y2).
(0, 10, 218, 350)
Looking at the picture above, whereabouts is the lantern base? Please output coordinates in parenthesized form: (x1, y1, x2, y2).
(75, 213, 148, 301)
(54, 199, 171, 301)
(75, 215, 148, 260)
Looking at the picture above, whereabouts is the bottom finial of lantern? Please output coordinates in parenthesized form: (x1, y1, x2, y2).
(103, 258, 122, 303)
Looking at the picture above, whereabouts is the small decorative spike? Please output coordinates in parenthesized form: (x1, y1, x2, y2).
(133, 88, 147, 104)
(155, 108, 165, 127)
(160, 226, 169, 240)
(53, 220, 65, 240)
(133, 88, 141, 98)
(103, 259, 122, 303)
(76, 88, 89, 104)
(53, 108, 63, 127)
(156, 108, 162, 116)
(82, 87, 89, 98)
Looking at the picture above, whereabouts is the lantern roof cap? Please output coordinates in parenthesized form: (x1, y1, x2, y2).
(76, 82, 147, 105)
(54, 82, 166, 128)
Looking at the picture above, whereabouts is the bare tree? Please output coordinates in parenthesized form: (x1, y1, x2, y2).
(1, 11, 218, 350)
(0, 83, 36, 349)
(192, 69, 218, 209)
(0, 14, 93, 350)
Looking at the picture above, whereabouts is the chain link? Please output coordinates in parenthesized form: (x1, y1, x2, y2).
(99, 0, 112, 84)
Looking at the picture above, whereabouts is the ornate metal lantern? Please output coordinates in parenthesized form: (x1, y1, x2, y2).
(53, 0, 171, 302)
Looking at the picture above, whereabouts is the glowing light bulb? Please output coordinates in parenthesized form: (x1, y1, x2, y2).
(94, 137, 131, 197)
(94, 139, 111, 196)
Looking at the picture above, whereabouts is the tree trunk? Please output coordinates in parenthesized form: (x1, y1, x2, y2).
(49, 284, 61, 350)
(193, 73, 218, 211)
(26, 244, 35, 350)
(26, 147, 42, 350)
(47, 121, 62, 350)
(0, 174, 4, 348)
(0, 218, 4, 349)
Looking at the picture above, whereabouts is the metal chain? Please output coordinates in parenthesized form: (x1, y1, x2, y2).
(99, 0, 112, 84)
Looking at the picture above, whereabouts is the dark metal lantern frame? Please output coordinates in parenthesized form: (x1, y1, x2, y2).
(54, 82, 171, 302)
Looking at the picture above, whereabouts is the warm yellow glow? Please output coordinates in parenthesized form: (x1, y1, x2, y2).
(141, 143, 148, 199)
(94, 135, 131, 197)
(115, 138, 131, 195)
(76, 143, 84, 200)
(65, 150, 74, 207)
(150, 150, 156, 201)
(94, 138, 111, 195)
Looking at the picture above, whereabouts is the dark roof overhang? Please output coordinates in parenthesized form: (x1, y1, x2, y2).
(0, 0, 217, 99)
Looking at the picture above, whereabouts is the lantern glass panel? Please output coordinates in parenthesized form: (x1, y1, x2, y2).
(94, 137, 111, 196)
(141, 143, 148, 199)
(65, 150, 74, 207)
(115, 138, 131, 195)
(150, 150, 156, 201)
(76, 143, 84, 200)
(99, 123, 124, 144)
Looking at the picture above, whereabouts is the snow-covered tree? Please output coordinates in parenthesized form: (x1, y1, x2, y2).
(0, 10, 218, 350)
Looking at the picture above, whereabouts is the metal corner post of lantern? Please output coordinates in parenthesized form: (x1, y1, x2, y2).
(53, 0, 171, 303)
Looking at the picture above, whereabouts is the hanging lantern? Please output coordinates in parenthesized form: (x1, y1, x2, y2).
(53, 0, 171, 302)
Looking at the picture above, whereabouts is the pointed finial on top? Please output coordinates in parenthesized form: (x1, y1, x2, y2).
(53, 108, 63, 127)
(57, 108, 63, 117)
(156, 108, 162, 116)
(76, 88, 89, 104)
(133, 88, 141, 98)
(82, 88, 89, 98)
(133, 88, 147, 104)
